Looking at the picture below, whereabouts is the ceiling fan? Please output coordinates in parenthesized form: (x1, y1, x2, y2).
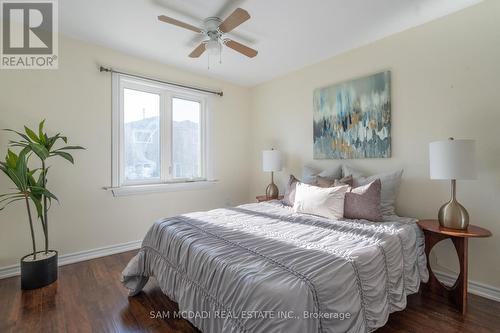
(158, 8, 258, 61)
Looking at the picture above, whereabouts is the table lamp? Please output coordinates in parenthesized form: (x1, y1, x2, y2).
(262, 149, 282, 199)
(429, 138, 476, 229)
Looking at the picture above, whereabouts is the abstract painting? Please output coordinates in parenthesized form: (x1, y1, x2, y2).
(313, 71, 391, 159)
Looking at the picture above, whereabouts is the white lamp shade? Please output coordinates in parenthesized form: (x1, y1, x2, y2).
(429, 139, 476, 180)
(262, 150, 282, 172)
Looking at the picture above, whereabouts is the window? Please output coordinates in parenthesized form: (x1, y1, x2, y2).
(172, 98, 202, 179)
(123, 88, 160, 182)
(111, 74, 213, 195)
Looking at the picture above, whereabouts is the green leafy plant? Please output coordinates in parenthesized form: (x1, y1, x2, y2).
(0, 150, 57, 259)
(1, 120, 84, 256)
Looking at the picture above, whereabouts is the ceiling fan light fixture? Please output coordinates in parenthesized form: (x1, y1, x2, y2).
(158, 7, 258, 64)
(205, 39, 222, 69)
(205, 39, 222, 56)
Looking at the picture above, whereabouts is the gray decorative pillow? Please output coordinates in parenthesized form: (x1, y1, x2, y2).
(302, 166, 321, 185)
(318, 165, 342, 180)
(343, 165, 403, 216)
(344, 179, 382, 221)
(283, 175, 299, 206)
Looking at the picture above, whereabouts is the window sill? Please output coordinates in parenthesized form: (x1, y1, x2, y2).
(105, 180, 218, 197)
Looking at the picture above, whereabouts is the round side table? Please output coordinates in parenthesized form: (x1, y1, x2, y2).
(256, 195, 283, 203)
(417, 219, 492, 314)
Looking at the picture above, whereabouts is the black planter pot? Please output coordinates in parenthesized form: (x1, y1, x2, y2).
(20, 250, 58, 290)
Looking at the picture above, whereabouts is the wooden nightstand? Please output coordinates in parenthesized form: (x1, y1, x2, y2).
(256, 195, 284, 203)
(418, 219, 492, 314)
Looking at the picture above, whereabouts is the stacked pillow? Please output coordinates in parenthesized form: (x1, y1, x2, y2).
(283, 165, 403, 221)
(293, 182, 350, 220)
(334, 175, 353, 187)
(302, 165, 342, 184)
(342, 165, 403, 217)
(283, 175, 299, 206)
(283, 172, 350, 206)
(343, 179, 382, 221)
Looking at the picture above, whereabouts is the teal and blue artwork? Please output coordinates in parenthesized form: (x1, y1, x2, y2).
(313, 71, 391, 159)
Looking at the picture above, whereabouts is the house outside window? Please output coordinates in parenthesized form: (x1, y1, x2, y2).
(111, 74, 214, 196)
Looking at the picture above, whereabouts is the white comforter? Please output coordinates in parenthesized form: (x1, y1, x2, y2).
(122, 201, 428, 333)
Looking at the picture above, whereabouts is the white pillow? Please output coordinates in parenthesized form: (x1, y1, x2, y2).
(342, 165, 403, 216)
(293, 182, 349, 220)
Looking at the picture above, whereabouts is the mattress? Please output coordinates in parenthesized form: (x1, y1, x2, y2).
(122, 201, 428, 333)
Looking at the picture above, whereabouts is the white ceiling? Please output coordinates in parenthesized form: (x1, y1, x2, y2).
(60, 0, 482, 86)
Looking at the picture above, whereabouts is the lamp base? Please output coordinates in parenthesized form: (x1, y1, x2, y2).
(438, 179, 469, 230)
(438, 199, 469, 230)
(265, 183, 279, 199)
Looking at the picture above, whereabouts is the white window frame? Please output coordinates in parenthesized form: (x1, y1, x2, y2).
(110, 73, 216, 196)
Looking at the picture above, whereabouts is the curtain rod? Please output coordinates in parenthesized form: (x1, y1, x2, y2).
(99, 66, 223, 97)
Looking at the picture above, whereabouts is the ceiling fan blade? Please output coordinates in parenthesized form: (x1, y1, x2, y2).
(158, 15, 202, 33)
(218, 8, 250, 33)
(189, 43, 206, 58)
(225, 40, 258, 58)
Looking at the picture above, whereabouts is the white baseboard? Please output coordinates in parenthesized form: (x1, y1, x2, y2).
(0, 240, 142, 280)
(433, 269, 500, 302)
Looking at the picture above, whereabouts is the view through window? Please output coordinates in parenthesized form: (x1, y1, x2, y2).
(172, 98, 201, 179)
(123, 88, 160, 182)
(115, 75, 207, 186)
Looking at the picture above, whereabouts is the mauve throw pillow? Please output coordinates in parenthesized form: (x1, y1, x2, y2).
(344, 179, 382, 221)
(343, 165, 403, 217)
(315, 176, 336, 188)
(283, 175, 299, 206)
(333, 175, 353, 187)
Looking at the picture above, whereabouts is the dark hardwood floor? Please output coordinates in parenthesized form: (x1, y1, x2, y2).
(1, 250, 499, 333)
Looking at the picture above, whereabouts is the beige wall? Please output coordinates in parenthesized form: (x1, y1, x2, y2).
(1, 0, 499, 292)
(0, 36, 251, 268)
(249, 0, 500, 289)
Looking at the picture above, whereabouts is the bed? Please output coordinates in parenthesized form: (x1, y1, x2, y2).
(122, 200, 428, 333)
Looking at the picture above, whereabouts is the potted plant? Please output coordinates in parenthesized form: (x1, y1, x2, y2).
(0, 120, 84, 289)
